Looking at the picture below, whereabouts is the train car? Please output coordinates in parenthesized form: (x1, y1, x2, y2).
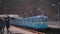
(11, 17, 23, 26)
(23, 15, 48, 29)
(11, 15, 48, 32)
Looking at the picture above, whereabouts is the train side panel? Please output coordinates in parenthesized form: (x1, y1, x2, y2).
(11, 16, 48, 29)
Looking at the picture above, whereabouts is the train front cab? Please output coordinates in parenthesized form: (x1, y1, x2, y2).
(33, 16, 48, 32)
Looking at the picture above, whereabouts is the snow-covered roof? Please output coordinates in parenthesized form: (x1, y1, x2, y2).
(0, 14, 19, 18)
(0, 15, 7, 17)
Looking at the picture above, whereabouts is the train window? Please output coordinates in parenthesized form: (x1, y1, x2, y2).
(17, 19, 23, 22)
(27, 18, 29, 22)
(32, 18, 34, 22)
(25, 18, 27, 22)
(37, 18, 40, 22)
(25, 18, 32, 23)
(25, 18, 27, 23)
(24, 18, 26, 22)
(29, 18, 32, 22)
(45, 18, 48, 22)
(40, 17, 45, 22)
(32, 18, 36, 22)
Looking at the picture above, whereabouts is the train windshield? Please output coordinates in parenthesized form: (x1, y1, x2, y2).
(40, 17, 48, 22)
(45, 18, 48, 22)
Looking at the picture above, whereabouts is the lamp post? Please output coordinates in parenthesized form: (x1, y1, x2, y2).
(52, 3, 60, 25)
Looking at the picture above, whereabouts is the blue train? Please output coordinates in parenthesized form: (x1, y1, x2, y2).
(11, 15, 48, 31)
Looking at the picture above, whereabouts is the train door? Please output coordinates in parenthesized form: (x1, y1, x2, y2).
(43, 17, 48, 28)
(26, 18, 31, 27)
(24, 18, 28, 26)
(34, 16, 45, 28)
(40, 17, 45, 24)
(19, 18, 24, 26)
(27, 18, 32, 27)
(32, 17, 37, 28)
(40, 16, 48, 28)
(34, 17, 41, 28)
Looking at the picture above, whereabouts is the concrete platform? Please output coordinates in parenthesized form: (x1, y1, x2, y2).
(48, 21, 60, 29)
(4, 26, 45, 34)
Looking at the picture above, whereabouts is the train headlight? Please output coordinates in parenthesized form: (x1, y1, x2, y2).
(41, 22, 44, 24)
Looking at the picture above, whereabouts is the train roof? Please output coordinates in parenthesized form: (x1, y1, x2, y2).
(26, 15, 48, 18)
(35, 15, 48, 18)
